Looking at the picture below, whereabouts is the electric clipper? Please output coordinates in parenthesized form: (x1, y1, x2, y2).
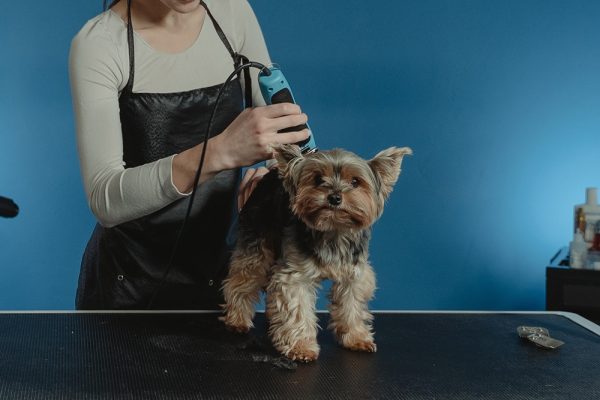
(258, 65, 317, 153)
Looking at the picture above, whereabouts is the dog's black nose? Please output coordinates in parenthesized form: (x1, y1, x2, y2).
(327, 193, 342, 206)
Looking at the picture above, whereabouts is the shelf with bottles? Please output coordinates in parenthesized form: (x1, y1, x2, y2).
(570, 187, 600, 270)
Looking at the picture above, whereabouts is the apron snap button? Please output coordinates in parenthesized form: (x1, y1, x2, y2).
(208, 279, 214, 287)
(117, 275, 124, 281)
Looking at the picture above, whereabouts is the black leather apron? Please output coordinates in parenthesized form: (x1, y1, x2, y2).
(76, 0, 251, 310)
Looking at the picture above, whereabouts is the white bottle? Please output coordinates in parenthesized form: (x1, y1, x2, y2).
(574, 187, 600, 248)
(586, 251, 600, 270)
(570, 230, 587, 269)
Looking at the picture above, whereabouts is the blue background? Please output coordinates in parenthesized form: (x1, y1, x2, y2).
(0, 0, 599, 310)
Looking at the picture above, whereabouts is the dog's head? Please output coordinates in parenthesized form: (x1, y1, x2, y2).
(273, 144, 412, 232)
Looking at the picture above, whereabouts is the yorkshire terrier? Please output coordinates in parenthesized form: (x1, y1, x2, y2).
(220, 144, 412, 362)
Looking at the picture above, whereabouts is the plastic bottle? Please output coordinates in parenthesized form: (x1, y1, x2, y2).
(570, 230, 587, 269)
(587, 221, 600, 270)
(573, 187, 600, 248)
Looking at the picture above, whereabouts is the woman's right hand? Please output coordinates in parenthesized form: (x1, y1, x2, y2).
(213, 103, 310, 169)
(172, 103, 309, 193)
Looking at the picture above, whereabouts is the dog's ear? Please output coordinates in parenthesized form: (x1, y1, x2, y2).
(272, 144, 304, 197)
(369, 147, 412, 198)
(273, 144, 303, 171)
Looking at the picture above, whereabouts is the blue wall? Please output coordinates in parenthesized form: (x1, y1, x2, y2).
(0, 0, 599, 310)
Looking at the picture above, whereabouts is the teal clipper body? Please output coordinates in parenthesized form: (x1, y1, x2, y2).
(258, 65, 317, 153)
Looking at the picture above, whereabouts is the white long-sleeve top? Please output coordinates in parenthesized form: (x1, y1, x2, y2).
(69, 0, 270, 228)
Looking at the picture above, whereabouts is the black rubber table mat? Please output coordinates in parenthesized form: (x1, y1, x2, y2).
(0, 312, 598, 399)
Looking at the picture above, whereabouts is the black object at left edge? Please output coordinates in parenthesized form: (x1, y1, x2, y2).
(0, 196, 19, 218)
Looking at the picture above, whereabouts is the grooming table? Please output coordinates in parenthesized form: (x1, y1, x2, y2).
(0, 311, 598, 399)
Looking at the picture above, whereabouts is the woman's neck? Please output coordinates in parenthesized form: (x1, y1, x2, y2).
(113, 0, 203, 30)
(111, 0, 206, 54)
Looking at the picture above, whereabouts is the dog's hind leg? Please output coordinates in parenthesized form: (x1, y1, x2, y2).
(220, 239, 273, 333)
(328, 263, 377, 352)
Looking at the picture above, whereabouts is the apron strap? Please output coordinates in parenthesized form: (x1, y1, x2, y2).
(200, 1, 253, 108)
(235, 54, 253, 108)
(124, 0, 135, 94)
(200, 1, 236, 62)
(124, 0, 252, 106)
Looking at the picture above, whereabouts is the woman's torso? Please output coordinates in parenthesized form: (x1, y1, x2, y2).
(75, 0, 262, 310)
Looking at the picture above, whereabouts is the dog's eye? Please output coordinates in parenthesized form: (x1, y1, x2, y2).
(314, 174, 324, 186)
(351, 177, 360, 188)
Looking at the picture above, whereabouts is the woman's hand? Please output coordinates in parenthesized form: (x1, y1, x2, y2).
(172, 103, 308, 194)
(214, 103, 310, 170)
(237, 166, 270, 211)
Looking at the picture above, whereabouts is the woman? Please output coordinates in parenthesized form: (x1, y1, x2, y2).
(69, 0, 309, 309)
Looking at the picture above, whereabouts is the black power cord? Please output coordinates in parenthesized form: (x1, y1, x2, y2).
(146, 61, 271, 309)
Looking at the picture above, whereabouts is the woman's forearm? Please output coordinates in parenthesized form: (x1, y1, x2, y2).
(171, 136, 233, 194)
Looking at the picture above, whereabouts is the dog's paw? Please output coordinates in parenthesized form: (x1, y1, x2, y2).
(218, 315, 252, 334)
(287, 348, 319, 363)
(344, 339, 377, 353)
(284, 339, 320, 363)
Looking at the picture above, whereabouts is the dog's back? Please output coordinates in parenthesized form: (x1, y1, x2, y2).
(236, 168, 291, 259)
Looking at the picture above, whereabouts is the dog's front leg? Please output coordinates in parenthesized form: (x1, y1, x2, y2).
(328, 263, 377, 352)
(266, 268, 320, 362)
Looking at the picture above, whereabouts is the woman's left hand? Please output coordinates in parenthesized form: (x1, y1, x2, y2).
(238, 166, 270, 212)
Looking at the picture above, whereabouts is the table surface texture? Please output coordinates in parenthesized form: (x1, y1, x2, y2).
(0, 312, 598, 399)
